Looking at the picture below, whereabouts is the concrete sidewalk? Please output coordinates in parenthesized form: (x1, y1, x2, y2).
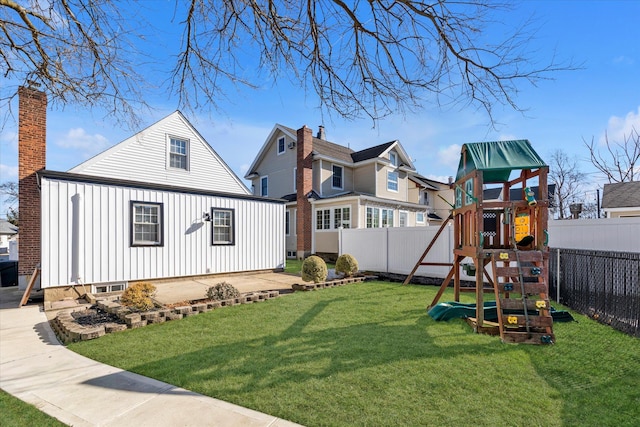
(0, 286, 303, 427)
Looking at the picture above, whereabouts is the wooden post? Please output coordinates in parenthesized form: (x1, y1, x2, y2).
(19, 267, 41, 307)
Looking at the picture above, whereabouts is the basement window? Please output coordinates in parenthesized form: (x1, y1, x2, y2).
(92, 282, 126, 294)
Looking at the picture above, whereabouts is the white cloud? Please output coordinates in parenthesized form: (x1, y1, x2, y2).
(438, 144, 461, 172)
(601, 106, 640, 144)
(55, 128, 110, 155)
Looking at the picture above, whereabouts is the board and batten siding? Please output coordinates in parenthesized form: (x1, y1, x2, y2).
(40, 174, 285, 288)
(69, 111, 249, 195)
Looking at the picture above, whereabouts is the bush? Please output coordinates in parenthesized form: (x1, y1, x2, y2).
(335, 254, 359, 277)
(206, 282, 240, 301)
(120, 282, 156, 312)
(301, 255, 328, 283)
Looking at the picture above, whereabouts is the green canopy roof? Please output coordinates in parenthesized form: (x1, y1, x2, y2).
(455, 140, 547, 183)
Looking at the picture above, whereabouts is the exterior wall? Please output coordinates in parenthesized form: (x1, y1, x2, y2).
(315, 230, 339, 254)
(374, 164, 407, 202)
(317, 160, 354, 197)
(433, 188, 454, 219)
(70, 112, 249, 195)
(285, 207, 297, 257)
(249, 130, 298, 197)
(604, 208, 640, 218)
(353, 163, 376, 194)
(407, 180, 421, 204)
(18, 86, 46, 279)
(40, 175, 285, 288)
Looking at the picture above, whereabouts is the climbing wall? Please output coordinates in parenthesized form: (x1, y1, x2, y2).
(491, 250, 555, 344)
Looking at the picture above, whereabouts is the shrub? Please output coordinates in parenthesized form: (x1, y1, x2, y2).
(335, 254, 359, 277)
(120, 282, 156, 312)
(206, 282, 240, 301)
(301, 255, 328, 283)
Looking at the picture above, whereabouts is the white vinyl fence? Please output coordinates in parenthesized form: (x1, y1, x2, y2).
(339, 217, 640, 278)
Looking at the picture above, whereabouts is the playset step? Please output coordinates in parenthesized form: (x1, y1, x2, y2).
(491, 250, 555, 345)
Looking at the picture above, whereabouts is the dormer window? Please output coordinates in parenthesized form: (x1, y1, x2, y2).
(389, 151, 398, 167)
(277, 136, 285, 154)
(169, 137, 189, 170)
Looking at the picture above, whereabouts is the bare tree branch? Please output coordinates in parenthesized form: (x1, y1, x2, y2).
(548, 150, 585, 219)
(2, 0, 575, 127)
(584, 127, 640, 183)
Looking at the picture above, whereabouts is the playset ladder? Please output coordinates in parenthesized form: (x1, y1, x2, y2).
(490, 250, 555, 344)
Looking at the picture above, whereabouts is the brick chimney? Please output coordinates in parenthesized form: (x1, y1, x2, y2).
(296, 126, 313, 259)
(18, 86, 47, 286)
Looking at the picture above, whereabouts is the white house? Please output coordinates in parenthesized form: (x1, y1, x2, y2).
(17, 86, 285, 302)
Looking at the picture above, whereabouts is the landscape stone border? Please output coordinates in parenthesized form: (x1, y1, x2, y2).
(51, 290, 279, 344)
(51, 276, 376, 344)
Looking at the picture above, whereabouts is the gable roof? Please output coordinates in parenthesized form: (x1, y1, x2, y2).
(245, 124, 416, 178)
(69, 111, 250, 195)
(456, 140, 547, 182)
(602, 181, 640, 208)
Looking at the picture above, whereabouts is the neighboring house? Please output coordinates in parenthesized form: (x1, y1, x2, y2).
(17, 86, 285, 302)
(0, 220, 18, 258)
(244, 124, 453, 260)
(601, 181, 640, 218)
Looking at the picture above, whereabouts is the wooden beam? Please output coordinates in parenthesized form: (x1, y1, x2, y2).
(19, 267, 41, 308)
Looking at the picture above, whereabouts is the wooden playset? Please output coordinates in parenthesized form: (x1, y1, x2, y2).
(405, 140, 554, 344)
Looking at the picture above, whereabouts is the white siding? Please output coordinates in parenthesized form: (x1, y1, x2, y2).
(40, 176, 284, 288)
(69, 112, 249, 195)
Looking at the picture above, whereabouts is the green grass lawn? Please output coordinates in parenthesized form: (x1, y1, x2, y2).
(68, 282, 639, 427)
(0, 389, 66, 427)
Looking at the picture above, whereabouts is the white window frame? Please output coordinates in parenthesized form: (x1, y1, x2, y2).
(381, 208, 394, 227)
(92, 282, 126, 294)
(168, 137, 189, 171)
(389, 151, 398, 167)
(332, 164, 344, 190)
(293, 167, 297, 192)
(260, 176, 268, 197)
(399, 211, 408, 227)
(131, 201, 163, 246)
(366, 207, 380, 228)
(211, 208, 235, 245)
(333, 206, 351, 229)
(277, 136, 286, 155)
(416, 211, 425, 224)
(387, 171, 399, 192)
(316, 208, 331, 230)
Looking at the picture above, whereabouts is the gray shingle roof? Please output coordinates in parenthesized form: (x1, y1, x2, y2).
(602, 181, 640, 208)
(0, 220, 18, 235)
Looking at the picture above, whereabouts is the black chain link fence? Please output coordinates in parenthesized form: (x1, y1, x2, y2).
(549, 248, 640, 338)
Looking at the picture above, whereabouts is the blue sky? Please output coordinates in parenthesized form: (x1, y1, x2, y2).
(1, 1, 639, 218)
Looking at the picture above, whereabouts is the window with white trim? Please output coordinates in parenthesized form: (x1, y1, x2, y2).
(169, 137, 189, 170)
(332, 164, 343, 189)
(334, 207, 351, 229)
(277, 136, 285, 154)
(293, 167, 297, 192)
(316, 209, 331, 230)
(366, 207, 380, 228)
(212, 208, 234, 245)
(399, 211, 408, 227)
(260, 176, 268, 197)
(417, 212, 425, 224)
(131, 201, 163, 246)
(381, 208, 394, 227)
(387, 171, 399, 192)
(389, 151, 398, 167)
